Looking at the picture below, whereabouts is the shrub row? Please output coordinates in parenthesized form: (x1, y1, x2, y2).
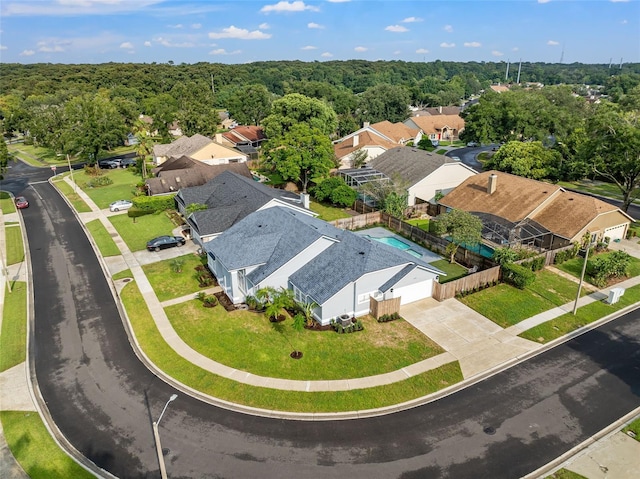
(85, 175, 113, 188)
(587, 250, 631, 288)
(377, 312, 401, 323)
(455, 280, 499, 298)
(132, 194, 176, 212)
(330, 319, 364, 334)
(502, 262, 535, 289)
(553, 244, 579, 265)
(519, 256, 545, 272)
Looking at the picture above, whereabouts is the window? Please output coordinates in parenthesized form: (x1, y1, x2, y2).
(358, 292, 376, 303)
(238, 269, 247, 293)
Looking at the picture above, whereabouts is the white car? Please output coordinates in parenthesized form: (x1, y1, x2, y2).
(109, 200, 133, 212)
(451, 156, 461, 161)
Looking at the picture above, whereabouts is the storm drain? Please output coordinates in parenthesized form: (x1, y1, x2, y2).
(483, 426, 496, 435)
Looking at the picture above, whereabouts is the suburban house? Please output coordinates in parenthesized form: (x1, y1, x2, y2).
(176, 171, 315, 246)
(333, 121, 421, 169)
(152, 134, 247, 167)
(221, 126, 267, 148)
(339, 147, 477, 207)
(145, 157, 252, 196)
(168, 121, 183, 137)
(439, 170, 633, 250)
(411, 106, 462, 117)
(205, 206, 444, 325)
(404, 114, 465, 143)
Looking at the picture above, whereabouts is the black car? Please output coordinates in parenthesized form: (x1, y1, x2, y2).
(98, 159, 119, 169)
(146, 235, 186, 252)
(120, 158, 137, 168)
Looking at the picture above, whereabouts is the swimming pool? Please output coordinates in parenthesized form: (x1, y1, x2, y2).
(364, 235, 424, 259)
(446, 237, 495, 258)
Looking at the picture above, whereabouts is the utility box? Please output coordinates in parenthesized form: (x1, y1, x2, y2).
(607, 287, 625, 304)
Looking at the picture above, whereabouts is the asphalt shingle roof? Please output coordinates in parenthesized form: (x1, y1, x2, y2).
(369, 146, 455, 186)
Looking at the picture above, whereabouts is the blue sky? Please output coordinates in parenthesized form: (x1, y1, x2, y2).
(1, 0, 638, 65)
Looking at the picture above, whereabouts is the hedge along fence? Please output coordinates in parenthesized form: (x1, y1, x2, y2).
(432, 266, 501, 301)
(132, 194, 176, 212)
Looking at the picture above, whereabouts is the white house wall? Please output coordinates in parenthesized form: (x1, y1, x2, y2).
(408, 163, 477, 206)
(339, 145, 388, 170)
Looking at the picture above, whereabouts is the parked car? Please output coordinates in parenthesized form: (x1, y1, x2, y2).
(146, 235, 186, 252)
(98, 159, 119, 169)
(466, 141, 479, 147)
(450, 156, 461, 161)
(120, 158, 136, 168)
(109, 200, 133, 212)
(15, 196, 29, 209)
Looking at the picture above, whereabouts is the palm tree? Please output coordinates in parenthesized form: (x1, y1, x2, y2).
(298, 300, 318, 328)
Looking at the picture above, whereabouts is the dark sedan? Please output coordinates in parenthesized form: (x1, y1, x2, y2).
(146, 235, 186, 252)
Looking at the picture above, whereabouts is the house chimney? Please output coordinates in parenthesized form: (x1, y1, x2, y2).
(488, 173, 498, 194)
(300, 192, 310, 209)
(363, 122, 370, 128)
(439, 106, 442, 114)
(353, 134, 359, 147)
(215, 133, 223, 143)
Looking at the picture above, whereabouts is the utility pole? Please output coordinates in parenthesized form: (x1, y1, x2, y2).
(505, 60, 510, 82)
(516, 59, 522, 84)
(211, 73, 215, 95)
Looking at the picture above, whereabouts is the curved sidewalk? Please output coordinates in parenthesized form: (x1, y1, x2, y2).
(63, 175, 640, 393)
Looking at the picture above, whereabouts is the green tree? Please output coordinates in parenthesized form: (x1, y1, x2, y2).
(485, 140, 562, 180)
(330, 184, 357, 207)
(171, 81, 218, 137)
(357, 83, 410, 124)
(351, 148, 368, 169)
(60, 93, 126, 165)
(358, 175, 409, 217)
(434, 209, 483, 263)
(225, 83, 273, 125)
(262, 93, 338, 138)
(310, 176, 345, 202)
(143, 93, 179, 142)
(0, 140, 10, 179)
(263, 123, 335, 193)
(581, 104, 640, 211)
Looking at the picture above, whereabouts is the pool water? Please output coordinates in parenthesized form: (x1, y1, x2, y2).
(365, 235, 423, 258)
(446, 238, 495, 258)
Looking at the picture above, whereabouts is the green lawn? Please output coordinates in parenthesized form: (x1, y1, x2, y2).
(0, 282, 27, 372)
(557, 180, 640, 204)
(7, 144, 62, 166)
(112, 268, 133, 281)
(121, 280, 463, 412)
(109, 211, 176, 251)
(430, 259, 467, 283)
(142, 253, 208, 301)
(52, 179, 92, 213)
(555, 251, 640, 285)
(520, 283, 640, 343)
(1, 191, 16, 214)
(79, 168, 142, 208)
(166, 301, 444, 380)
(5, 225, 25, 265)
(0, 411, 94, 479)
(460, 269, 584, 328)
(309, 200, 352, 221)
(623, 417, 640, 442)
(545, 470, 588, 479)
(405, 218, 430, 231)
(86, 219, 121, 257)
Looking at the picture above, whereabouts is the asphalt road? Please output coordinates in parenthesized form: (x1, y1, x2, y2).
(9, 164, 640, 478)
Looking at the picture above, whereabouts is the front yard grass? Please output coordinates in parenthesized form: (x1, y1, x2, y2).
(79, 168, 142, 209)
(460, 269, 584, 328)
(557, 179, 640, 205)
(1, 191, 16, 214)
(519, 283, 640, 343)
(166, 301, 444, 380)
(5, 225, 24, 265)
(0, 282, 27, 372)
(555, 251, 640, 285)
(142, 253, 208, 301)
(309, 200, 352, 221)
(86, 219, 121, 257)
(53, 180, 92, 212)
(544, 470, 588, 479)
(623, 417, 640, 442)
(109, 211, 176, 251)
(121, 280, 463, 412)
(0, 411, 94, 479)
(430, 259, 467, 283)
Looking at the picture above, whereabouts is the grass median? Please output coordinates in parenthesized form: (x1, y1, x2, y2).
(85, 219, 121, 257)
(53, 180, 92, 213)
(121, 280, 463, 413)
(0, 282, 27, 372)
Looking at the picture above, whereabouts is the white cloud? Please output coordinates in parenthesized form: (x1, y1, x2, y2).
(443, 24, 453, 33)
(36, 40, 68, 52)
(155, 36, 195, 48)
(191, 23, 202, 29)
(538, 0, 552, 3)
(308, 22, 324, 29)
(492, 50, 504, 57)
(547, 40, 560, 45)
(402, 17, 422, 23)
(209, 48, 241, 55)
(385, 25, 408, 33)
(208, 26, 271, 40)
(301, 45, 317, 50)
(440, 42, 455, 48)
(144, 41, 152, 47)
(354, 46, 367, 52)
(259, 23, 270, 29)
(20, 49, 35, 56)
(120, 41, 134, 49)
(321, 52, 333, 58)
(621, 19, 628, 24)
(260, 1, 319, 13)
(393, 50, 401, 55)
(464, 41, 481, 47)
(168, 24, 183, 29)
(416, 48, 429, 54)
(0, 45, 7, 50)
(4, 0, 164, 16)
(512, 47, 519, 51)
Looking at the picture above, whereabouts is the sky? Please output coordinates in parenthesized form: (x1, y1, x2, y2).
(0, 0, 638, 65)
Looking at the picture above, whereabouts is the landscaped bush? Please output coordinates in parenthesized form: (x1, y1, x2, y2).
(127, 207, 153, 218)
(196, 291, 218, 307)
(330, 318, 364, 333)
(502, 262, 536, 289)
(553, 245, 579, 265)
(132, 194, 176, 212)
(193, 265, 215, 287)
(329, 184, 357, 207)
(85, 175, 113, 188)
(587, 250, 631, 287)
(377, 312, 401, 323)
(520, 256, 545, 272)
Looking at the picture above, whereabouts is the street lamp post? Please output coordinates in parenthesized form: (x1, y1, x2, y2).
(153, 394, 177, 479)
(56, 153, 77, 192)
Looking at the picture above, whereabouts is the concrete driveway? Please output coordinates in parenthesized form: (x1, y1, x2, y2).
(400, 298, 539, 378)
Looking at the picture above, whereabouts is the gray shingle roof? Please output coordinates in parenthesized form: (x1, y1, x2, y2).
(153, 134, 213, 159)
(369, 146, 454, 187)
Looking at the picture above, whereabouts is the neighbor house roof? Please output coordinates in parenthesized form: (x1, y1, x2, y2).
(369, 121, 419, 144)
(369, 146, 458, 187)
(333, 130, 397, 160)
(412, 106, 462, 116)
(222, 125, 266, 145)
(180, 171, 308, 237)
(406, 114, 465, 135)
(153, 134, 212, 159)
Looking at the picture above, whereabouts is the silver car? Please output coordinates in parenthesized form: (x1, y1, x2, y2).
(109, 200, 133, 212)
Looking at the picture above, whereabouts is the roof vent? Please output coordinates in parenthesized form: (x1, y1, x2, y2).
(569, 198, 574, 201)
(359, 251, 365, 255)
(488, 173, 498, 194)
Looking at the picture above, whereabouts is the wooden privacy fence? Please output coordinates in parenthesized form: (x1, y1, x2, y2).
(432, 266, 501, 301)
(369, 296, 401, 319)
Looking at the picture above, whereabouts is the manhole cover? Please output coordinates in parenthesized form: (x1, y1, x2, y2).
(162, 448, 170, 456)
(483, 426, 496, 435)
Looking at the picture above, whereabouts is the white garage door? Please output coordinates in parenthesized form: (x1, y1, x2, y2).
(604, 224, 627, 241)
(394, 279, 433, 305)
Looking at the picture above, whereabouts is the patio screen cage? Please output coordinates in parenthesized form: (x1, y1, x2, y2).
(472, 212, 553, 250)
(338, 167, 390, 188)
